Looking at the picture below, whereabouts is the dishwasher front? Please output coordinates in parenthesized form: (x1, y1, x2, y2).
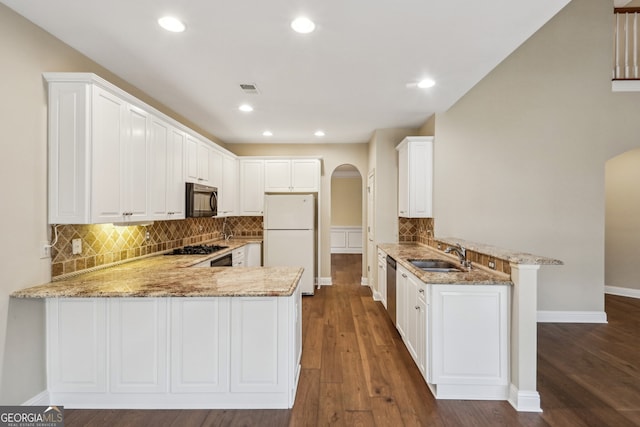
(386, 255, 397, 326)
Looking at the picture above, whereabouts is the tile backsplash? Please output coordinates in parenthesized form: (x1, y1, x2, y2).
(398, 217, 434, 244)
(397, 217, 510, 275)
(51, 216, 263, 278)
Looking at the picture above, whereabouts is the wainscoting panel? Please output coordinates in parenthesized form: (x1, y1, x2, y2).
(330, 227, 363, 254)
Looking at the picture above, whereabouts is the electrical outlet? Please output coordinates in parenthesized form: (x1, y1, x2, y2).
(72, 238, 82, 255)
(145, 231, 150, 241)
(488, 259, 496, 269)
(40, 241, 51, 259)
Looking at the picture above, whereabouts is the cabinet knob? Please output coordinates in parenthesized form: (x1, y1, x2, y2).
(415, 306, 420, 310)
(402, 274, 407, 278)
(419, 289, 425, 294)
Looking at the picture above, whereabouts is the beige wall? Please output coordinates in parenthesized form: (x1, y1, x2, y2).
(331, 176, 362, 226)
(605, 149, 640, 291)
(227, 143, 369, 279)
(0, 4, 229, 404)
(431, 0, 640, 312)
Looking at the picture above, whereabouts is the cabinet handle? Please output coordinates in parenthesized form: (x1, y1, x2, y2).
(415, 306, 420, 310)
(419, 289, 425, 294)
(402, 274, 407, 278)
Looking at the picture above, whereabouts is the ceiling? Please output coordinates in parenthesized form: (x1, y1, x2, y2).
(2, 0, 569, 144)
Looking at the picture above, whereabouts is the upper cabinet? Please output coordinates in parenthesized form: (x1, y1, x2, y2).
(219, 154, 238, 217)
(45, 73, 231, 224)
(239, 159, 265, 216)
(264, 159, 320, 193)
(396, 136, 433, 218)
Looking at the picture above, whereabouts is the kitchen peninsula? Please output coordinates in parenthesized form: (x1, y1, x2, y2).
(378, 239, 562, 412)
(12, 243, 303, 409)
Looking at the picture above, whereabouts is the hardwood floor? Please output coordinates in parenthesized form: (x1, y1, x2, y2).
(65, 254, 640, 426)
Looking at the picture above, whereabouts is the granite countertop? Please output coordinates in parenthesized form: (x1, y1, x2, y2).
(378, 243, 513, 286)
(12, 239, 303, 298)
(437, 237, 563, 266)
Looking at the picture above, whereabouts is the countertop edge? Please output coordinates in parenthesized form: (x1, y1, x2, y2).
(437, 237, 563, 266)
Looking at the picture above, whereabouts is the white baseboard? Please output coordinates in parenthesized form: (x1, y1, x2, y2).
(605, 286, 640, 299)
(537, 310, 607, 323)
(317, 277, 332, 287)
(360, 277, 368, 287)
(508, 384, 542, 412)
(22, 390, 50, 405)
(372, 290, 382, 301)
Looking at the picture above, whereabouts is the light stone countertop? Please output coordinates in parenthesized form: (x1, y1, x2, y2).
(378, 243, 513, 286)
(12, 239, 303, 298)
(437, 237, 563, 266)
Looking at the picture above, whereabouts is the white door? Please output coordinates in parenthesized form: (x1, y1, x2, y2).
(264, 229, 314, 295)
(264, 194, 314, 230)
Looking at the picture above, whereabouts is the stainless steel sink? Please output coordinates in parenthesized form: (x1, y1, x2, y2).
(408, 259, 463, 272)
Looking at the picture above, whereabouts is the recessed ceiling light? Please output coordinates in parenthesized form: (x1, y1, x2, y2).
(291, 17, 316, 34)
(262, 130, 273, 137)
(239, 104, 254, 112)
(314, 130, 325, 137)
(417, 78, 436, 89)
(158, 16, 186, 33)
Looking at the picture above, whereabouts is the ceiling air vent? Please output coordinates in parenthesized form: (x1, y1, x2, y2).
(239, 83, 259, 94)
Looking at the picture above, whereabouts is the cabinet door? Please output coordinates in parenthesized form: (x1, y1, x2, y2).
(197, 141, 211, 185)
(148, 116, 169, 219)
(417, 285, 427, 379)
(264, 159, 292, 192)
(167, 128, 185, 218)
(220, 154, 238, 216)
(398, 143, 409, 217)
(239, 159, 265, 215)
(123, 104, 150, 220)
(110, 299, 168, 393)
(291, 159, 319, 192)
(408, 141, 432, 217)
(209, 147, 223, 189)
(91, 85, 126, 223)
(47, 299, 107, 392)
(170, 298, 229, 393)
(430, 285, 509, 386)
(185, 135, 199, 183)
(405, 273, 419, 361)
(245, 243, 262, 266)
(396, 267, 408, 339)
(230, 297, 288, 393)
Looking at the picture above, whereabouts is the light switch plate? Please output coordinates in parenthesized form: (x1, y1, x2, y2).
(72, 238, 82, 255)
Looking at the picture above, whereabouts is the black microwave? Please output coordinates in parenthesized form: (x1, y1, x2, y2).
(186, 183, 218, 218)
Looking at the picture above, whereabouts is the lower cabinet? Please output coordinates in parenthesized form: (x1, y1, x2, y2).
(376, 249, 387, 308)
(245, 243, 262, 267)
(394, 267, 510, 400)
(46, 286, 302, 408)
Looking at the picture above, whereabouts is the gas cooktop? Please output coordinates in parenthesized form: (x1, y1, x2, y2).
(166, 244, 229, 255)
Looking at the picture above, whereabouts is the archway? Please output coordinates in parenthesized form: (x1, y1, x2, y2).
(329, 164, 364, 284)
(605, 148, 640, 298)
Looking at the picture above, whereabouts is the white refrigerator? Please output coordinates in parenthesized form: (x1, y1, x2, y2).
(264, 194, 316, 295)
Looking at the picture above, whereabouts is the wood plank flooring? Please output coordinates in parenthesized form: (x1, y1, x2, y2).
(65, 254, 640, 426)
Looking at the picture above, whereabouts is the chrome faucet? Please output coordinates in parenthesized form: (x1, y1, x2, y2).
(445, 243, 472, 269)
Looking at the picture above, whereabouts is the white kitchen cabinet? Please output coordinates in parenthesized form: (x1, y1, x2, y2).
(166, 127, 186, 219)
(416, 283, 428, 380)
(149, 116, 187, 221)
(397, 264, 421, 362)
(109, 298, 168, 393)
(239, 159, 265, 215)
(245, 242, 262, 266)
(219, 153, 238, 216)
(377, 249, 387, 308)
(170, 298, 229, 393)
(396, 136, 433, 218)
(264, 158, 320, 192)
(396, 265, 409, 339)
(430, 284, 509, 398)
(186, 135, 213, 186)
(47, 299, 107, 393)
(232, 247, 245, 267)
